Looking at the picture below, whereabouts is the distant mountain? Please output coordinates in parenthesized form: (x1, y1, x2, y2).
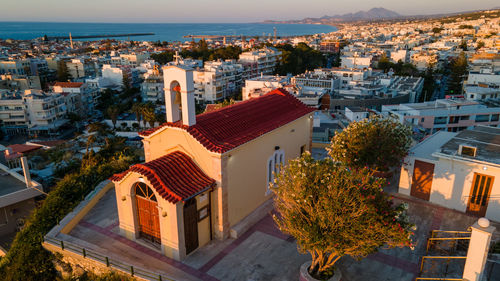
(336, 8, 401, 21)
(264, 8, 402, 24)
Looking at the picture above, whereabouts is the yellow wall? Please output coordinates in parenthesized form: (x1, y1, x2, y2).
(224, 114, 312, 226)
(114, 173, 184, 260)
(137, 112, 312, 255)
(195, 191, 211, 247)
(143, 127, 224, 239)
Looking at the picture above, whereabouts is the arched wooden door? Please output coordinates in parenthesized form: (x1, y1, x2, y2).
(134, 182, 161, 244)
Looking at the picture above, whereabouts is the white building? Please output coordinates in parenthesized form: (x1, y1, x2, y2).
(102, 65, 124, 87)
(340, 55, 372, 69)
(0, 90, 68, 136)
(382, 98, 500, 134)
(242, 75, 289, 100)
(399, 126, 500, 222)
(192, 60, 243, 102)
(390, 50, 409, 63)
(345, 106, 370, 122)
(238, 47, 281, 80)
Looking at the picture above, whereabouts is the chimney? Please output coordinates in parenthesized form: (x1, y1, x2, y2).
(20, 156, 32, 188)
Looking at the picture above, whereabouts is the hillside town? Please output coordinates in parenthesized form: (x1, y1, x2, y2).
(1, 6, 500, 281)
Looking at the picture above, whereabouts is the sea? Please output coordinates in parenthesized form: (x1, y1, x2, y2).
(0, 22, 337, 42)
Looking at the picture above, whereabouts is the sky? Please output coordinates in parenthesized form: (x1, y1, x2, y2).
(1, 0, 499, 23)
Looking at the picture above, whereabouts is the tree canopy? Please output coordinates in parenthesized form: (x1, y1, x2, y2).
(272, 153, 413, 279)
(275, 43, 325, 75)
(328, 116, 412, 171)
(447, 52, 468, 95)
(150, 42, 242, 64)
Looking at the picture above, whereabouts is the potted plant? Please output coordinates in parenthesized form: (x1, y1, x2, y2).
(327, 116, 412, 178)
(272, 153, 414, 280)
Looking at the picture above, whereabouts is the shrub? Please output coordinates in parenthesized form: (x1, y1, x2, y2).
(0, 153, 137, 281)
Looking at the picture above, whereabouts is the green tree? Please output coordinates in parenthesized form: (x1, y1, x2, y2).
(432, 27, 443, 34)
(447, 52, 468, 95)
(141, 103, 156, 127)
(106, 105, 120, 129)
(420, 67, 436, 102)
(56, 60, 70, 81)
(476, 41, 485, 50)
(0, 149, 137, 281)
(272, 153, 413, 279)
(150, 51, 175, 64)
(328, 116, 412, 172)
(459, 40, 468, 51)
(122, 72, 131, 91)
(377, 54, 392, 72)
(131, 102, 144, 125)
(275, 43, 325, 75)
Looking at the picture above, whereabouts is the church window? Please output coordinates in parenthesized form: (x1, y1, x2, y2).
(266, 149, 285, 195)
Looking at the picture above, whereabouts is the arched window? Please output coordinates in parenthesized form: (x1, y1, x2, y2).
(266, 149, 285, 195)
(134, 182, 157, 202)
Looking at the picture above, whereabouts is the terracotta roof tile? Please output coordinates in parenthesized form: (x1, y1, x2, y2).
(110, 151, 215, 204)
(139, 89, 315, 153)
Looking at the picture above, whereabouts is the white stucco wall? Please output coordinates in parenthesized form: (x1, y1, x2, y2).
(400, 155, 500, 222)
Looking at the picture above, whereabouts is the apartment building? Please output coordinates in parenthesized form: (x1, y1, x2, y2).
(52, 81, 99, 115)
(0, 90, 68, 136)
(0, 59, 30, 75)
(382, 98, 500, 134)
(66, 58, 96, 79)
(238, 47, 281, 80)
(193, 60, 243, 102)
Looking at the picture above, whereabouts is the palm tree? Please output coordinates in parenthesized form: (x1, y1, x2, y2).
(107, 105, 120, 129)
(131, 103, 144, 127)
(141, 103, 156, 128)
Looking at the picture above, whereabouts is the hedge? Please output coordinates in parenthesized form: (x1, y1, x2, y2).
(0, 153, 136, 281)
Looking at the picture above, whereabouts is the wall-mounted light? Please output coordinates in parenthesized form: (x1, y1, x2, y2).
(121, 196, 126, 201)
(162, 211, 168, 217)
(290, 129, 295, 133)
(483, 166, 488, 171)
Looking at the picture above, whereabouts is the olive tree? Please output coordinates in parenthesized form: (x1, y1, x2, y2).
(272, 153, 413, 279)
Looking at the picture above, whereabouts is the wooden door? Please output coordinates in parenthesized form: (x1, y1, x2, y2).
(183, 199, 199, 255)
(411, 160, 435, 201)
(466, 173, 494, 217)
(135, 183, 161, 244)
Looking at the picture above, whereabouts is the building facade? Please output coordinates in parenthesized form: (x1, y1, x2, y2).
(111, 65, 314, 261)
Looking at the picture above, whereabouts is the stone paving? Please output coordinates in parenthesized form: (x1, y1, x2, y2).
(65, 186, 500, 281)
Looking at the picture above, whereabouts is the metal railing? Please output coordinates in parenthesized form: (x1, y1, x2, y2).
(44, 235, 177, 281)
(415, 277, 464, 281)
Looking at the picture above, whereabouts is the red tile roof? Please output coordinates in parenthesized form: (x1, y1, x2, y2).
(53, 82, 84, 88)
(4, 144, 42, 160)
(140, 89, 315, 153)
(110, 151, 215, 204)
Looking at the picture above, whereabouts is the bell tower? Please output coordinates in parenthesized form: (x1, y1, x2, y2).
(163, 64, 196, 126)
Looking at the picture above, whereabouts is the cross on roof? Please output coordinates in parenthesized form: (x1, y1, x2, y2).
(174, 51, 181, 65)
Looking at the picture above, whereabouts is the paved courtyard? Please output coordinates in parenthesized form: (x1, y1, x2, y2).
(64, 186, 500, 281)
